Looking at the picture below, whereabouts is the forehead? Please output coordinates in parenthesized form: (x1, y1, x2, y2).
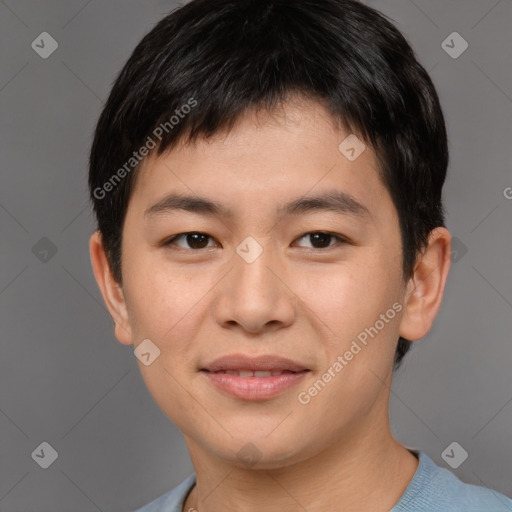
(127, 97, 395, 226)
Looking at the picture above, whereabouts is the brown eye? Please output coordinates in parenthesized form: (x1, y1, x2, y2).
(295, 231, 346, 249)
(164, 232, 216, 250)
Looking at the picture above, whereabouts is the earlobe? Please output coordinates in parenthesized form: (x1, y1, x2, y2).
(398, 227, 452, 341)
(89, 231, 133, 346)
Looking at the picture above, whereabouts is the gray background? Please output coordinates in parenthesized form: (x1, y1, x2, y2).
(0, 0, 511, 510)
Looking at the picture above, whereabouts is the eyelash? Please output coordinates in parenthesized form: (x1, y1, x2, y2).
(161, 231, 350, 251)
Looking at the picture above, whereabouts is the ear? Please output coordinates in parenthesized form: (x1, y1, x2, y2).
(399, 227, 452, 341)
(89, 230, 133, 346)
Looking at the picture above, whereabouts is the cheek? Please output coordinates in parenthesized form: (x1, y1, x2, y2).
(298, 258, 393, 340)
(122, 253, 202, 341)
(296, 264, 400, 429)
(124, 261, 211, 419)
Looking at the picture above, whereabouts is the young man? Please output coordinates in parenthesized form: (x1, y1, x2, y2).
(88, 0, 512, 510)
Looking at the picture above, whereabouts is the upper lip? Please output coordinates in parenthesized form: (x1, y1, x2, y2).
(201, 354, 309, 372)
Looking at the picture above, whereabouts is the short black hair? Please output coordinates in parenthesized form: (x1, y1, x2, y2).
(88, 0, 448, 370)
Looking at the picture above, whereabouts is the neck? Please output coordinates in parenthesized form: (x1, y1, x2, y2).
(182, 402, 418, 512)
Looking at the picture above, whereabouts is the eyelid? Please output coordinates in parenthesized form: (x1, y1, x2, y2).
(294, 231, 350, 249)
(161, 232, 219, 249)
(162, 231, 351, 250)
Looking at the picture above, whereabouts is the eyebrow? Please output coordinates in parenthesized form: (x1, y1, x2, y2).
(144, 190, 372, 222)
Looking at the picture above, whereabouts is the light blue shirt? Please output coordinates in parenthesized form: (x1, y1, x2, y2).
(133, 451, 512, 511)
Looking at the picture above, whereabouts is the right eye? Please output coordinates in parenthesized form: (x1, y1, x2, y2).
(162, 232, 218, 250)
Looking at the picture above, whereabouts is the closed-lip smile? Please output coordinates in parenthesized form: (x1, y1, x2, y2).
(200, 354, 310, 401)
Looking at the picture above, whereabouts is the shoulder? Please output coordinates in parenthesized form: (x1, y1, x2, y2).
(131, 453, 512, 512)
(132, 473, 196, 512)
(392, 451, 512, 512)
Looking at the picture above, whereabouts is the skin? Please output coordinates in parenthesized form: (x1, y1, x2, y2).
(90, 96, 451, 512)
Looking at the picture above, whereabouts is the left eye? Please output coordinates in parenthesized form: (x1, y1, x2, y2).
(294, 231, 346, 249)
(163, 231, 346, 250)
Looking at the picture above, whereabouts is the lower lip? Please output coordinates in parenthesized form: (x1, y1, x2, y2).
(201, 370, 309, 401)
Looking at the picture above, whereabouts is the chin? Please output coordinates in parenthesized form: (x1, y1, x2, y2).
(211, 434, 316, 471)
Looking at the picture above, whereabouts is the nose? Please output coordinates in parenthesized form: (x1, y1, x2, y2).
(213, 240, 296, 335)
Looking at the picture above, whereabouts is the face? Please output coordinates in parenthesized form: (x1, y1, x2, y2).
(107, 98, 410, 468)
